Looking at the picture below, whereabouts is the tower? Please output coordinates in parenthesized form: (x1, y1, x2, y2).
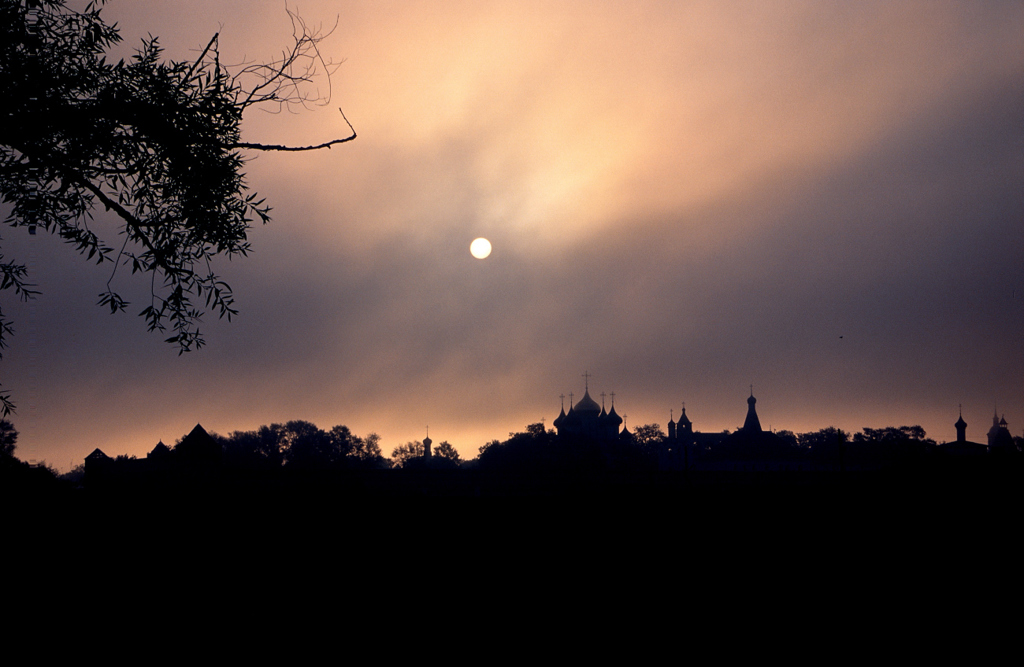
(742, 387, 762, 434)
(605, 392, 622, 439)
(677, 403, 693, 441)
(955, 408, 967, 443)
(553, 395, 567, 431)
(988, 411, 1014, 450)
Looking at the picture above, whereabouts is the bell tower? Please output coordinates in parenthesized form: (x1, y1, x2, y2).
(742, 386, 762, 434)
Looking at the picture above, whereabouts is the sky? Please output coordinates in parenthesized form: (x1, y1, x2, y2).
(3, 0, 1022, 469)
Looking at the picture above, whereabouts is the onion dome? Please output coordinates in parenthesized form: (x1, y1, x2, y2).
(553, 406, 566, 429)
(742, 391, 762, 433)
(606, 403, 623, 428)
(955, 410, 968, 442)
(562, 402, 581, 431)
(573, 389, 601, 414)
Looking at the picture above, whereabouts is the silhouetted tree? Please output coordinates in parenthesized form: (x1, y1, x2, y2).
(476, 423, 603, 473)
(433, 440, 462, 465)
(854, 426, 934, 445)
(0, 420, 59, 489)
(478, 439, 501, 457)
(0, 0, 354, 414)
(632, 424, 665, 449)
(524, 423, 548, 438)
(223, 425, 285, 471)
(850, 425, 936, 466)
(60, 462, 85, 486)
(221, 420, 386, 471)
(390, 441, 424, 469)
(775, 430, 799, 448)
(798, 427, 849, 450)
(0, 418, 15, 459)
(798, 426, 848, 465)
(282, 420, 349, 470)
(343, 430, 389, 469)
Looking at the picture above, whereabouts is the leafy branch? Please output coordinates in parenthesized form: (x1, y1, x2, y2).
(0, 0, 356, 413)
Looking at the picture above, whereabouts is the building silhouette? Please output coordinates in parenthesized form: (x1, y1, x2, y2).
(554, 375, 622, 440)
(941, 408, 987, 457)
(987, 410, 1015, 452)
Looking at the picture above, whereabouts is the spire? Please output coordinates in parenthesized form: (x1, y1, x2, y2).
(553, 394, 567, 430)
(955, 405, 967, 443)
(678, 402, 691, 427)
(606, 400, 622, 428)
(743, 389, 762, 433)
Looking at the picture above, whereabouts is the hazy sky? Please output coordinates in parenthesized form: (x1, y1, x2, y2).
(3, 0, 1022, 468)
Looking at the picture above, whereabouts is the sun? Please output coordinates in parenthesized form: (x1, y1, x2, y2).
(470, 237, 492, 259)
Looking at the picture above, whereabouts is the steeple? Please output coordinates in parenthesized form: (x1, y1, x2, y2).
(988, 408, 1003, 445)
(677, 403, 692, 439)
(606, 400, 622, 431)
(678, 403, 692, 429)
(742, 386, 762, 433)
(955, 406, 967, 443)
(553, 394, 567, 430)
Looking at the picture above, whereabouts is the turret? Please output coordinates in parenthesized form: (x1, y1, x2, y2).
(955, 409, 967, 443)
(553, 394, 567, 431)
(742, 388, 762, 434)
(678, 404, 692, 434)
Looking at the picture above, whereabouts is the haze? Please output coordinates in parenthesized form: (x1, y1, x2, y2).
(2, 0, 1021, 468)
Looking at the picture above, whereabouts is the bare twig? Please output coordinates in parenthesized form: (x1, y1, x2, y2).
(232, 108, 356, 151)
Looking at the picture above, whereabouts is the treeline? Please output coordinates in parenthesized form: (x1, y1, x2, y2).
(214, 421, 390, 471)
(474, 422, 1024, 473)
(0, 419, 65, 493)
(3, 417, 1023, 498)
(214, 420, 463, 471)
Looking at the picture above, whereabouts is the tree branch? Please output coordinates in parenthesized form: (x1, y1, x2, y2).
(230, 108, 355, 152)
(63, 168, 166, 268)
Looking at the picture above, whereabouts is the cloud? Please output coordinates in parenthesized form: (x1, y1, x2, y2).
(4, 0, 1022, 465)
